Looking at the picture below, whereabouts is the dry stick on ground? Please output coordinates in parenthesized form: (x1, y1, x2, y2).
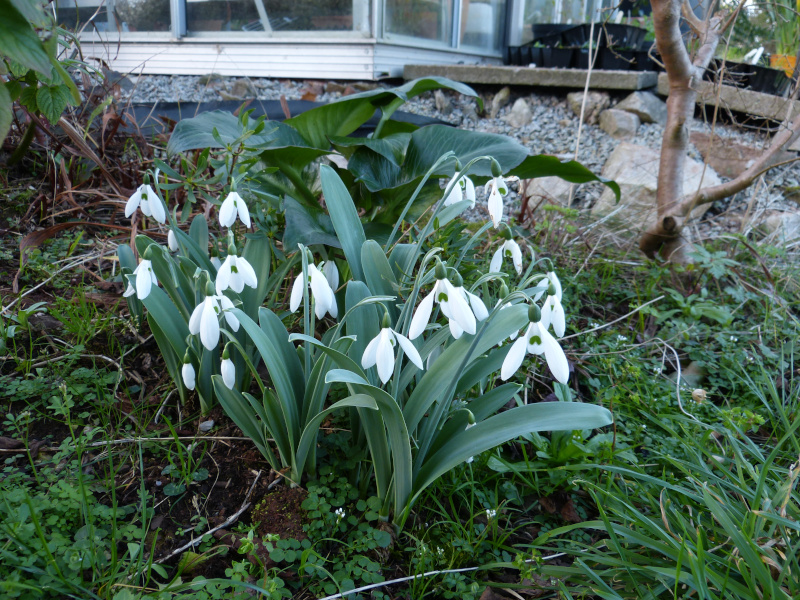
(640, 0, 800, 261)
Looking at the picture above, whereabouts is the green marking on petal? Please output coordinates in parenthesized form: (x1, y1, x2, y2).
(529, 335, 541, 345)
(437, 292, 448, 302)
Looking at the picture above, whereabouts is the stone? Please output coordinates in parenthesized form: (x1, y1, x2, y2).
(615, 91, 667, 125)
(688, 131, 794, 180)
(219, 90, 243, 101)
(490, 86, 511, 118)
(758, 211, 800, 242)
(599, 108, 640, 138)
(502, 98, 532, 128)
(325, 82, 348, 94)
(567, 91, 610, 124)
(591, 141, 721, 233)
(230, 79, 257, 98)
(434, 89, 453, 115)
(197, 72, 223, 85)
(523, 176, 577, 208)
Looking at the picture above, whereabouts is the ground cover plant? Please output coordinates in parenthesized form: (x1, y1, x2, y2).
(2, 24, 800, 600)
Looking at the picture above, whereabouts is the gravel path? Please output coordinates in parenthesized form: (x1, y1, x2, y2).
(122, 74, 800, 242)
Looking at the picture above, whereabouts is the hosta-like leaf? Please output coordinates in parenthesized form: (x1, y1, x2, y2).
(509, 154, 621, 201)
(283, 195, 340, 250)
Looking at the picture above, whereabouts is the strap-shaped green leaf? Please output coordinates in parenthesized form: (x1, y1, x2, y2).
(189, 215, 209, 256)
(361, 240, 398, 321)
(240, 233, 272, 320)
(320, 164, 366, 282)
(147, 315, 186, 406)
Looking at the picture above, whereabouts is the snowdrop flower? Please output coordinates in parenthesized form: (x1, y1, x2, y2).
(443, 168, 476, 207)
(448, 272, 489, 339)
(189, 288, 240, 351)
(210, 255, 222, 270)
(219, 190, 251, 228)
(181, 353, 196, 390)
(216, 252, 258, 295)
(289, 258, 338, 320)
(501, 304, 569, 384)
(490, 227, 523, 275)
(486, 159, 509, 228)
(125, 183, 166, 224)
(123, 259, 157, 300)
(362, 312, 424, 384)
(221, 345, 235, 390)
(540, 284, 566, 338)
(533, 270, 562, 302)
(167, 230, 179, 252)
(408, 258, 476, 340)
(321, 260, 339, 291)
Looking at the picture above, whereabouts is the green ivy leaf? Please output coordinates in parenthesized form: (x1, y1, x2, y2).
(19, 84, 37, 112)
(0, 0, 52, 76)
(36, 84, 70, 124)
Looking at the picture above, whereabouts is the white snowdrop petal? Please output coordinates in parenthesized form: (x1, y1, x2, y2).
(182, 362, 196, 390)
(489, 247, 503, 274)
(509, 241, 523, 275)
(551, 297, 566, 338)
(289, 273, 304, 313)
(361, 333, 381, 369)
(199, 300, 220, 350)
(219, 193, 237, 228)
(221, 358, 236, 389)
(495, 176, 509, 196)
(445, 282, 476, 335)
(375, 329, 395, 384)
(219, 296, 240, 331)
(488, 185, 503, 228)
(449, 318, 464, 339)
(135, 262, 153, 299)
(237, 196, 251, 228)
(125, 188, 141, 218)
(467, 291, 489, 321)
(464, 177, 476, 206)
(408, 291, 435, 340)
(394, 331, 423, 370)
(443, 178, 462, 206)
(123, 281, 136, 297)
(149, 192, 166, 224)
(188, 301, 204, 334)
(216, 257, 233, 295)
(526, 321, 546, 355)
(542, 329, 569, 383)
(168, 230, 178, 252)
(236, 257, 258, 289)
(322, 261, 339, 291)
(501, 336, 528, 381)
(548, 271, 563, 300)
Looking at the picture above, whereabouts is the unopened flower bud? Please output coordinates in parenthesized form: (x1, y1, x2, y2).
(381, 310, 391, 329)
(434, 258, 447, 280)
(499, 283, 510, 298)
(528, 304, 541, 323)
(205, 281, 216, 297)
(547, 282, 557, 297)
(451, 271, 464, 287)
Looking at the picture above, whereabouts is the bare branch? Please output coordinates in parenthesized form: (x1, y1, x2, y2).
(681, 0, 703, 34)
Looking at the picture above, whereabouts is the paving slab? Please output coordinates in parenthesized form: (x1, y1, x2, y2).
(656, 73, 800, 122)
(404, 64, 658, 90)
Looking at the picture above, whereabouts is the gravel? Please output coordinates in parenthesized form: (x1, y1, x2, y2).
(121, 74, 800, 237)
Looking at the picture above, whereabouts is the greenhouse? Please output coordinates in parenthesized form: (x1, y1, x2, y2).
(55, 0, 618, 78)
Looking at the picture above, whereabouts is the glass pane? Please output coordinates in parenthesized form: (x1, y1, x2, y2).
(187, 0, 360, 32)
(56, 0, 171, 32)
(55, 0, 114, 32)
(385, 0, 453, 43)
(460, 0, 505, 50)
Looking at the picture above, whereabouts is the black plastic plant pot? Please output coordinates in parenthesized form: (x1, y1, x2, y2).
(705, 59, 754, 88)
(749, 64, 792, 96)
(599, 48, 634, 70)
(599, 24, 647, 49)
(574, 49, 592, 69)
(528, 46, 543, 66)
(542, 47, 575, 69)
(531, 23, 574, 46)
(562, 24, 591, 47)
(633, 50, 656, 71)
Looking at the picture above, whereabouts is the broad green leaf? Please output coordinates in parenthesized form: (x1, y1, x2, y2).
(166, 111, 273, 155)
(0, 0, 51, 76)
(0, 84, 11, 145)
(285, 97, 377, 149)
(36, 84, 71, 124)
(283, 195, 340, 250)
(329, 133, 410, 166)
(509, 154, 621, 202)
(320, 164, 367, 282)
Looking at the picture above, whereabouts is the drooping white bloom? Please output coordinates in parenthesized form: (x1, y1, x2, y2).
(167, 230, 179, 252)
(361, 327, 424, 384)
(486, 176, 508, 228)
(219, 191, 251, 228)
(182, 362, 196, 390)
(216, 254, 258, 295)
(443, 171, 476, 208)
(221, 357, 236, 389)
(188, 295, 240, 351)
(446, 284, 489, 339)
(210, 256, 222, 270)
(408, 265, 476, 340)
(125, 184, 166, 224)
(321, 260, 339, 291)
(123, 260, 157, 300)
(534, 271, 563, 302)
(289, 262, 338, 320)
(490, 239, 523, 275)
(540, 293, 566, 338)
(501, 315, 569, 384)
